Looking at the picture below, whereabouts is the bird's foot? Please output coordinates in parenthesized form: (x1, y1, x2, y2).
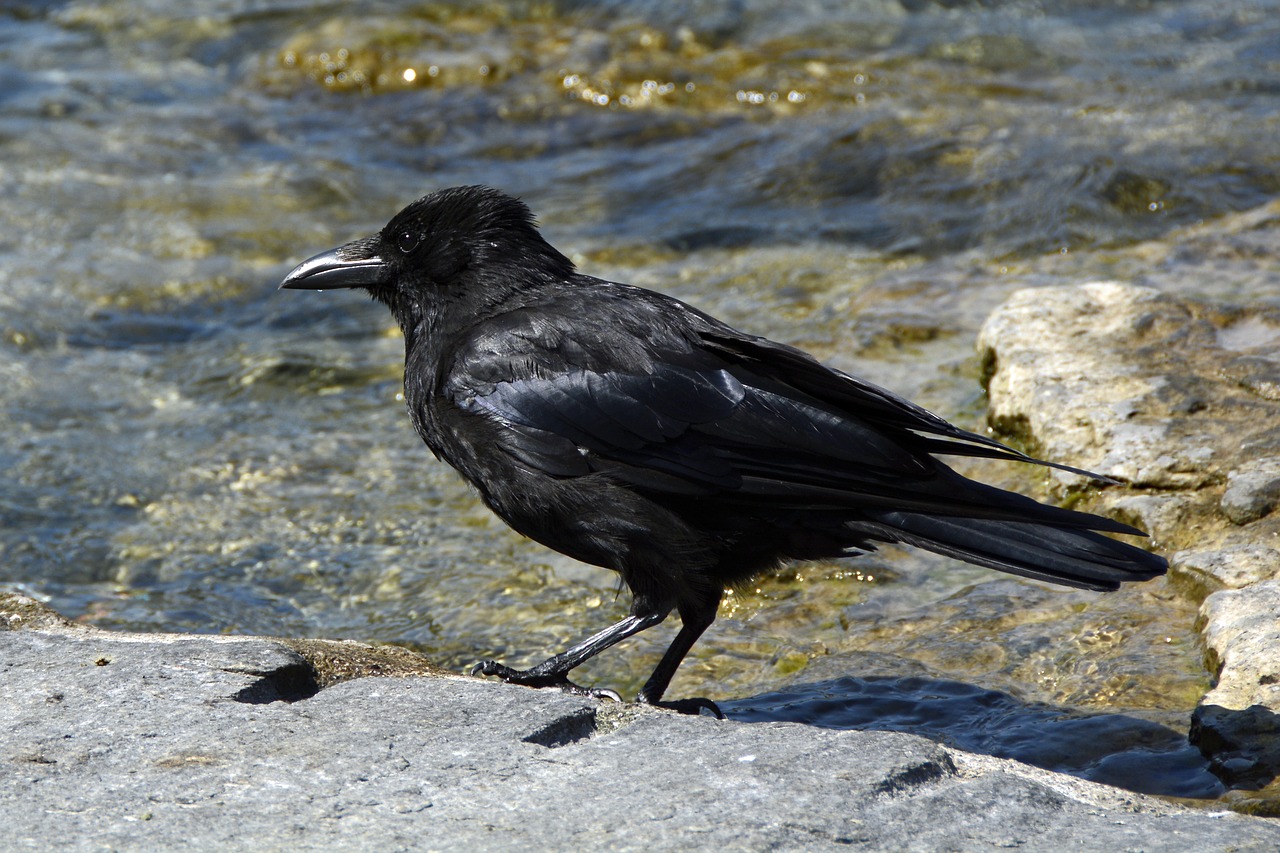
(643, 696, 725, 719)
(469, 660, 622, 702)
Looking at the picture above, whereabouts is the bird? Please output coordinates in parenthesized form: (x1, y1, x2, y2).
(279, 185, 1167, 716)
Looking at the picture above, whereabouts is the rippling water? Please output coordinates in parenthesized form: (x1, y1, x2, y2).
(3, 0, 1278, 804)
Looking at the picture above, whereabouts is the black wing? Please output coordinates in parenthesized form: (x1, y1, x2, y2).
(699, 330, 1109, 480)
(438, 286, 1163, 591)
(443, 296, 1132, 531)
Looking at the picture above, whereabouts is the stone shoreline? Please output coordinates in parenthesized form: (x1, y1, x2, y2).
(979, 279, 1280, 793)
(3, 594, 1277, 852)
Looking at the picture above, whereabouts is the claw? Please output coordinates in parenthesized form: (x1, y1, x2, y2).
(469, 659, 621, 702)
(469, 659, 719, 715)
(470, 659, 518, 679)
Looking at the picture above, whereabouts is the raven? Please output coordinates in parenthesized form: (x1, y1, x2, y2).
(280, 185, 1166, 715)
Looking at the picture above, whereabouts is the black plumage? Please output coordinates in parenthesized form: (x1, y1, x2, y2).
(280, 185, 1166, 715)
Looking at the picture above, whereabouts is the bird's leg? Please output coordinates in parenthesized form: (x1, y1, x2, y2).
(471, 609, 668, 701)
(637, 589, 724, 718)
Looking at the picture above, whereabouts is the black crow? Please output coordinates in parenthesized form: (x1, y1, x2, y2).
(280, 185, 1166, 715)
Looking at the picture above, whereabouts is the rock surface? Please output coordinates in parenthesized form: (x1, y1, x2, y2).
(2, 593, 1275, 852)
(978, 280, 1280, 793)
(1222, 458, 1280, 526)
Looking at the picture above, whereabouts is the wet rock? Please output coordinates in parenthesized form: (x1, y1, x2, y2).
(4, 592, 1278, 851)
(1107, 493, 1209, 553)
(1222, 457, 1280, 525)
(978, 281, 1279, 497)
(1172, 546, 1280, 598)
(1193, 580, 1280, 788)
(979, 280, 1280, 793)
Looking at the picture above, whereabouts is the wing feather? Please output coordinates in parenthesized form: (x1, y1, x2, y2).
(453, 357, 968, 509)
(442, 295, 1125, 530)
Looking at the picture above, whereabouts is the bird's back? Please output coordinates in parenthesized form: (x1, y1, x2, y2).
(406, 275, 1163, 599)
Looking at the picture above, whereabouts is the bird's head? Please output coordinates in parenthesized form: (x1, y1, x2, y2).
(279, 186, 575, 312)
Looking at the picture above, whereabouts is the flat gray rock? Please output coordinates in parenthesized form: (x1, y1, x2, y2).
(2, 609, 1275, 852)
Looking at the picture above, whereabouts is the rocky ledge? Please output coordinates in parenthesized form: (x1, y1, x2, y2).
(3, 593, 1277, 852)
(979, 278, 1280, 794)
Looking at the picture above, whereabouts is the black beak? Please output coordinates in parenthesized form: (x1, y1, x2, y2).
(279, 237, 388, 291)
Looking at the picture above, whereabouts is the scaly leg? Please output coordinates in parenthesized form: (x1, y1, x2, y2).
(471, 608, 669, 701)
(637, 589, 724, 717)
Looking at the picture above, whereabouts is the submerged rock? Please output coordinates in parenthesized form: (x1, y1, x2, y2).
(978, 280, 1280, 797)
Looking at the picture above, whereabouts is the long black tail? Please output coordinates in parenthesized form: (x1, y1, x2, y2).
(859, 481, 1166, 591)
(862, 511, 1166, 590)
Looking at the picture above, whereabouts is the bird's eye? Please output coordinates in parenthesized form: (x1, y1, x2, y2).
(396, 230, 421, 254)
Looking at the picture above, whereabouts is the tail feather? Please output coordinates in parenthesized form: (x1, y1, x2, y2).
(860, 510, 1167, 591)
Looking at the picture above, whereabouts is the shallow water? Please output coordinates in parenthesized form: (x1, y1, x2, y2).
(724, 675, 1223, 799)
(3, 0, 1279, 806)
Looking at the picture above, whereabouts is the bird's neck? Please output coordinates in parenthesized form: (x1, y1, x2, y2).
(393, 298, 438, 377)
